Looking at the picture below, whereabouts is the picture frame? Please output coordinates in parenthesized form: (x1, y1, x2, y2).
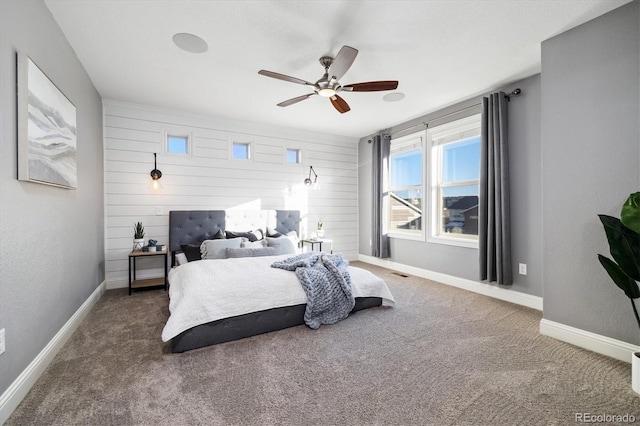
(17, 52, 77, 189)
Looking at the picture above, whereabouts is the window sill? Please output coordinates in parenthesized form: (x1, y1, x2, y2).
(427, 235, 478, 249)
(388, 231, 425, 242)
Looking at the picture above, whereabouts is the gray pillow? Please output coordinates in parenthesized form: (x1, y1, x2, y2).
(241, 239, 267, 248)
(266, 236, 297, 254)
(201, 238, 243, 259)
(225, 247, 281, 258)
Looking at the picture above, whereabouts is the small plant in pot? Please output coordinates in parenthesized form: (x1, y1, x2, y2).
(598, 192, 640, 394)
(317, 219, 324, 238)
(133, 221, 145, 251)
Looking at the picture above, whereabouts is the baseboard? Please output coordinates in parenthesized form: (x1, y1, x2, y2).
(357, 254, 543, 311)
(0, 281, 106, 425)
(540, 318, 640, 364)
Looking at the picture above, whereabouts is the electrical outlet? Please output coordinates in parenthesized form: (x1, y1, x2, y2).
(0, 328, 5, 355)
(519, 263, 527, 275)
(156, 207, 162, 215)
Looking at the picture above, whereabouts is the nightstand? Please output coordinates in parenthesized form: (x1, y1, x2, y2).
(300, 238, 333, 254)
(128, 248, 168, 295)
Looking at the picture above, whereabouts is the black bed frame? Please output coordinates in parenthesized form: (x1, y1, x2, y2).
(168, 210, 382, 352)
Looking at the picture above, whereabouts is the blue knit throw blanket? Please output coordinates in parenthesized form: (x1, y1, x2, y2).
(271, 252, 355, 329)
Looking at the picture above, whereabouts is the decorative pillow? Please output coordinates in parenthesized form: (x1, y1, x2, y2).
(225, 230, 258, 242)
(249, 229, 264, 241)
(201, 238, 243, 259)
(225, 247, 281, 258)
(180, 244, 203, 262)
(175, 252, 188, 265)
(241, 239, 267, 249)
(266, 227, 283, 238)
(266, 236, 297, 254)
(213, 229, 226, 239)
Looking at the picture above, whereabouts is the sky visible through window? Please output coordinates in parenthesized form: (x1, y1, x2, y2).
(442, 136, 480, 196)
(167, 135, 188, 154)
(391, 150, 422, 187)
(391, 135, 479, 194)
(286, 149, 300, 164)
(233, 143, 249, 159)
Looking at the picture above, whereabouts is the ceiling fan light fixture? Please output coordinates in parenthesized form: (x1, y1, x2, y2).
(318, 88, 336, 98)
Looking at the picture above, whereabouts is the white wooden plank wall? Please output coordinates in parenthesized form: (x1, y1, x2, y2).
(104, 100, 359, 288)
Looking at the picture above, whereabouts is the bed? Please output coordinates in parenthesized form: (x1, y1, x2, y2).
(164, 209, 394, 352)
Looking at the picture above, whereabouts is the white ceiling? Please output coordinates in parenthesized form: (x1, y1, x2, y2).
(44, 0, 630, 139)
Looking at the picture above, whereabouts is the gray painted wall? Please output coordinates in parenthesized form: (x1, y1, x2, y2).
(541, 1, 639, 344)
(0, 0, 104, 396)
(358, 74, 543, 297)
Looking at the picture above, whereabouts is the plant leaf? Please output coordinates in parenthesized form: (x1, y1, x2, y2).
(621, 192, 640, 234)
(598, 214, 640, 281)
(598, 254, 640, 299)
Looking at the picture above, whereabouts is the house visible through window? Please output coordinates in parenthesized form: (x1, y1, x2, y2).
(167, 135, 189, 155)
(388, 132, 424, 238)
(286, 148, 301, 164)
(232, 142, 251, 160)
(428, 114, 481, 246)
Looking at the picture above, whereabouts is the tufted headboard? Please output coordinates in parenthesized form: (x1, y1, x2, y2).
(169, 209, 301, 254)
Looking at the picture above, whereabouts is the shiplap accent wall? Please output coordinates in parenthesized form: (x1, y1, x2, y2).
(104, 100, 358, 288)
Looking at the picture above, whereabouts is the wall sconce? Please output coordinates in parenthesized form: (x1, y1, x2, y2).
(304, 166, 318, 187)
(150, 152, 162, 190)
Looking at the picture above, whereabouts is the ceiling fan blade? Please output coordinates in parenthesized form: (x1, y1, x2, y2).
(342, 81, 399, 92)
(329, 45, 358, 81)
(258, 70, 314, 86)
(277, 93, 315, 107)
(330, 95, 351, 114)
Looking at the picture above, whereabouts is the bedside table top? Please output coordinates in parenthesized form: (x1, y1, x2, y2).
(129, 247, 167, 257)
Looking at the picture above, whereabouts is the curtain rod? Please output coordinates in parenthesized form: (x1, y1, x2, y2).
(388, 88, 522, 137)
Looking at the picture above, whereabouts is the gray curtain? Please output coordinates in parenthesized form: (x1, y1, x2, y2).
(372, 134, 391, 258)
(479, 92, 512, 284)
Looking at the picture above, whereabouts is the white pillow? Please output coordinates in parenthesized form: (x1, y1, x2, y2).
(200, 238, 243, 259)
(175, 252, 188, 265)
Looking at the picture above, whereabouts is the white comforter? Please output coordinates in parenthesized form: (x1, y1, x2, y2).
(161, 255, 395, 342)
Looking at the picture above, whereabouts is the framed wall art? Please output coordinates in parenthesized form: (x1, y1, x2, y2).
(17, 52, 77, 189)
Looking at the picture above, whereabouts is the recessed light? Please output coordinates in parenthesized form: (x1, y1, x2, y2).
(383, 92, 405, 102)
(172, 33, 208, 54)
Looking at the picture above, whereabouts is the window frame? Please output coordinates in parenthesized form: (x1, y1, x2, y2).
(427, 114, 481, 248)
(163, 130, 192, 156)
(386, 130, 426, 241)
(285, 147, 302, 164)
(230, 139, 253, 161)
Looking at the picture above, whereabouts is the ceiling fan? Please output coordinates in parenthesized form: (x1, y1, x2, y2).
(258, 45, 398, 114)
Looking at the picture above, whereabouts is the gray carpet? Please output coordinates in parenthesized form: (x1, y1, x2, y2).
(7, 262, 640, 425)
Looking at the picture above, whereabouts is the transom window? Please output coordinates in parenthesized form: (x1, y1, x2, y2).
(428, 114, 481, 247)
(387, 131, 425, 239)
(286, 148, 301, 164)
(165, 133, 191, 155)
(232, 142, 251, 160)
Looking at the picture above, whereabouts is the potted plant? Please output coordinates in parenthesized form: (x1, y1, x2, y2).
(598, 192, 640, 394)
(317, 219, 324, 238)
(133, 221, 145, 250)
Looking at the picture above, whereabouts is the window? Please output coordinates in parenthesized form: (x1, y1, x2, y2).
(164, 132, 191, 155)
(428, 114, 481, 247)
(167, 135, 189, 154)
(232, 142, 251, 160)
(388, 132, 425, 239)
(286, 148, 301, 164)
